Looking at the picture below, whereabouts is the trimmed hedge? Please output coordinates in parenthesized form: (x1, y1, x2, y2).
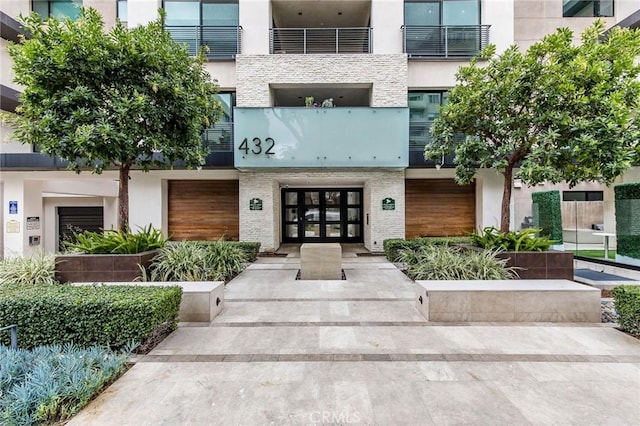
(613, 285, 640, 336)
(0, 284, 182, 349)
(615, 183, 640, 260)
(383, 237, 471, 262)
(532, 190, 563, 242)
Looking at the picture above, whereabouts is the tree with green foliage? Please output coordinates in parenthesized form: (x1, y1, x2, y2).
(5, 8, 221, 231)
(427, 21, 640, 232)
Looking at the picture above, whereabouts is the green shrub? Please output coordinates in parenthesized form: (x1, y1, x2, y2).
(613, 286, 640, 336)
(230, 241, 261, 261)
(615, 183, 640, 260)
(397, 245, 517, 280)
(65, 224, 167, 254)
(470, 227, 555, 252)
(383, 237, 471, 262)
(0, 284, 181, 349)
(531, 190, 563, 242)
(0, 252, 57, 287)
(0, 343, 130, 425)
(147, 241, 247, 282)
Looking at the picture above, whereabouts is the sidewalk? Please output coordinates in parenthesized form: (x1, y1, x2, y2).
(70, 251, 640, 425)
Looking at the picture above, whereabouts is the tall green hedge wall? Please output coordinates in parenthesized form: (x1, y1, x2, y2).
(531, 190, 563, 243)
(615, 183, 640, 260)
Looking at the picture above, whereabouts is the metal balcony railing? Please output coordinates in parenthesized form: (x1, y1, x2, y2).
(165, 26, 242, 59)
(202, 121, 233, 152)
(403, 25, 490, 58)
(270, 27, 372, 54)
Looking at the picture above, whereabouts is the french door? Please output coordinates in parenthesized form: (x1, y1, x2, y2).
(282, 188, 363, 243)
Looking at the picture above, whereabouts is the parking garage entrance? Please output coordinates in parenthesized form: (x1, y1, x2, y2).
(281, 188, 363, 243)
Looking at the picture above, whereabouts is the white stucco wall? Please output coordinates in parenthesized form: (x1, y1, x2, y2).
(371, 0, 403, 54)
(238, 0, 270, 54)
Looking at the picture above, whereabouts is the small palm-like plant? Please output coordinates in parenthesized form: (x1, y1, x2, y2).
(65, 225, 167, 254)
(0, 252, 57, 286)
(470, 226, 556, 252)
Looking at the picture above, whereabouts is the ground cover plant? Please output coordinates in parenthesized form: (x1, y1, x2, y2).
(383, 237, 471, 262)
(470, 227, 555, 252)
(145, 241, 247, 282)
(65, 225, 167, 254)
(613, 286, 640, 337)
(0, 343, 130, 425)
(397, 245, 517, 280)
(0, 284, 181, 349)
(0, 253, 57, 287)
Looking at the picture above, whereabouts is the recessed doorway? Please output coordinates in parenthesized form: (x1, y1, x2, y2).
(281, 188, 363, 243)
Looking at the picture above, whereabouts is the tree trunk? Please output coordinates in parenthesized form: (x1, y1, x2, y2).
(118, 164, 131, 232)
(500, 166, 514, 233)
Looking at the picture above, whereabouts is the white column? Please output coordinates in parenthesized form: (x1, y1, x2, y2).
(128, 0, 161, 27)
(475, 169, 505, 230)
(128, 172, 164, 232)
(239, 0, 270, 54)
(483, 0, 515, 54)
(2, 176, 43, 258)
(371, 0, 404, 54)
(103, 197, 118, 231)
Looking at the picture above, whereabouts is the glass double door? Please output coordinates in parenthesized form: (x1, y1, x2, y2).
(282, 189, 363, 243)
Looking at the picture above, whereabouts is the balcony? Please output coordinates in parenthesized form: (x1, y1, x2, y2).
(270, 27, 372, 54)
(164, 26, 242, 59)
(233, 107, 408, 168)
(201, 122, 234, 167)
(403, 25, 490, 58)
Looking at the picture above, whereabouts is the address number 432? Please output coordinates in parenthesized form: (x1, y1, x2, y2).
(238, 137, 275, 155)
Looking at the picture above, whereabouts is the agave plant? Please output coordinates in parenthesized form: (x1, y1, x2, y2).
(0, 252, 58, 286)
(397, 245, 517, 280)
(144, 241, 247, 282)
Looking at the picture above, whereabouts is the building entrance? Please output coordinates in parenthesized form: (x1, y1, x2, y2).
(282, 188, 363, 243)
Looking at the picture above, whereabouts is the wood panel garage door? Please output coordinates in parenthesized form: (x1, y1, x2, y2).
(405, 179, 475, 238)
(168, 180, 239, 240)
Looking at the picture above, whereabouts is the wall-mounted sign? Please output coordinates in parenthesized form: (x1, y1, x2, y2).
(26, 216, 40, 231)
(9, 201, 18, 215)
(382, 197, 395, 211)
(250, 198, 263, 211)
(6, 220, 20, 233)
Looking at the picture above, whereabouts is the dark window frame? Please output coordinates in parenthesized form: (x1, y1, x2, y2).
(562, 190, 604, 202)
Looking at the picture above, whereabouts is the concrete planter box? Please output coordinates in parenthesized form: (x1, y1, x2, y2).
(495, 251, 574, 280)
(415, 279, 600, 322)
(56, 250, 158, 283)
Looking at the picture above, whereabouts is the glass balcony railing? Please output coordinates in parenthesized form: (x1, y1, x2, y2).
(233, 107, 408, 168)
(164, 25, 242, 59)
(403, 25, 490, 58)
(270, 27, 372, 54)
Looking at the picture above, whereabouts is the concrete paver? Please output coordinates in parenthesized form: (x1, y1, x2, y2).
(70, 249, 640, 425)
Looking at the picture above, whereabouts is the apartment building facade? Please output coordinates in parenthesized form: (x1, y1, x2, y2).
(1, 0, 639, 257)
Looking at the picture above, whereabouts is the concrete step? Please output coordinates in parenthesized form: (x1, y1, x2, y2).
(213, 300, 425, 324)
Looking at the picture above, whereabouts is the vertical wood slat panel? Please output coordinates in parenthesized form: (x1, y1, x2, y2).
(168, 180, 239, 241)
(405, 179, 476, 238)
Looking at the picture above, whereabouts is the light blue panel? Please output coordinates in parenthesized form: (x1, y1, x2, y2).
(234, 108, 408, 168)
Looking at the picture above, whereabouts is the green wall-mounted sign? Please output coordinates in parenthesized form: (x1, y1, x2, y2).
(382, 197, 395, 211)
(250, 198, 263, 211)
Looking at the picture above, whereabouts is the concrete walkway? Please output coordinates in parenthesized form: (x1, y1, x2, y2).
(71, 249, 640, 425)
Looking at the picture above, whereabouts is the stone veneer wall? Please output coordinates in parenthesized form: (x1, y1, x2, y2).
(235, 54, 408, 107)
(239, 170, 405, 252)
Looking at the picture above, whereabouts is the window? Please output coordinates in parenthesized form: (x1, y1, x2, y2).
(202, 93, 234, 151)
(562, 0, 613, 17)
(117, 0, 127, 23)
(562, 191, 604, 202)
(408, 91, 446, 151)
(163, 0, 240, 58)
(164, 0, 238, 27)
(33, 0, 82, 20)
(405, 0, 480, 26)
